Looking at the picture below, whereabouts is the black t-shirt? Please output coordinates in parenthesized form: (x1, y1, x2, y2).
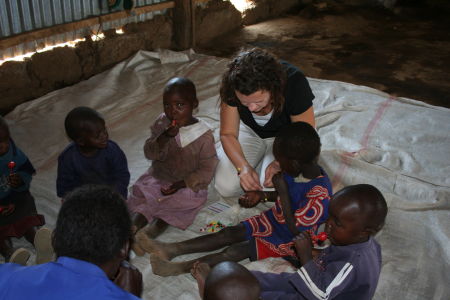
(228, 61, 314, 138)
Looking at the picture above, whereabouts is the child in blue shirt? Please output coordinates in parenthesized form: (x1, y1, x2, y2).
(253, 184, 388, 300)
(57, 107, 130, 199)
(0, 117, 47, 264)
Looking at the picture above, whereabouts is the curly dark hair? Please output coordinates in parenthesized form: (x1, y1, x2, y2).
(273, 121, 321, 165)
(64, 106, 105, 141)
(220, 48, 286, 113)
(53, 185, 131, 265)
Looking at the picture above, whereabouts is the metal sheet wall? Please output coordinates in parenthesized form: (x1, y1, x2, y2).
(0, 0, 167, 60)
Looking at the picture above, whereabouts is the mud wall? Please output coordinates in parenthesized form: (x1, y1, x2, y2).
(0, 15, 172, 114)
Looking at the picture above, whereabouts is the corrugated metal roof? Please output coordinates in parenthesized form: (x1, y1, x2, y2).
(0, 0, 168, 61)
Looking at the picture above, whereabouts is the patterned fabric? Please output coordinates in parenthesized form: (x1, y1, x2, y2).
(242, 171, 332, 260)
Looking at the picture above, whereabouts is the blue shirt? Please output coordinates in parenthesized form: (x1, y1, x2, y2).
(0, 139, 35, 202)
(0, 256, 140, 300)
(56, 140, 130, 198)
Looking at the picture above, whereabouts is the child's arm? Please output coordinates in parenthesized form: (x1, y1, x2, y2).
(160, 180, 186, 195)
(144, 117, 177, 161)
(181, 133, 218, 192)
(238, 190, 278, 208)
(293, 232, 313, 266)
(272, 173, 300, 236)
(113, 260, 143, 297)
(56, 155, 78, 198)
(110, 145, 131, 199)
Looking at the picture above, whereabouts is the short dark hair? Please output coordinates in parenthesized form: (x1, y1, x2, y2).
(64, 107, 105, 141)
(163, 77, 198, 107)
(273, 121, 321, 164)
(335, 184, 388, 233)
(53, 185, 131, 265)
(204, 262, 260, 300)
(220, 48, 286, 113)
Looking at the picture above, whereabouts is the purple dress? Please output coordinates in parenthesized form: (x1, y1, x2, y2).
(127, 114, 218, 230)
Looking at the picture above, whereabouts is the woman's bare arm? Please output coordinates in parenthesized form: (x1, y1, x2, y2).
(290, 106, 315, 128)
(220, 103, 262, 191)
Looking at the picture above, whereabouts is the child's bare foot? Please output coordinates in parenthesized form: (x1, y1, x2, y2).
(135, 232, 175, 260)
(191, 261, 211, 299)
(34, 227, 54, 264)
(9, 248, 31, 265)
(150, 254, 191, 276)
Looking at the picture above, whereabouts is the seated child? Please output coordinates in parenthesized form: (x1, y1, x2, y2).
(0, 117, 51, 265)
(141, 122, 332, 276)
(253, 184, 388, 300)
(191, 261, 260, 300)
(128, 77, 218, 250)
(57, 106, 130, 199)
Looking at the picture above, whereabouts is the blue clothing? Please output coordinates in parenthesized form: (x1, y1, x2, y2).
(253, 237, 382, 300)
(0, 139, 35, 203)
(57, 140, 130, 198)
(242, 171, 332, 260)
(0, 256, 140, 300)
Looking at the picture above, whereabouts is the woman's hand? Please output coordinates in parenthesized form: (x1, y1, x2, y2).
(160, 180, 186, 195)
(238, 166, 262, 192)
(263, 160, 281, 188)
(239, 191, 264, 208)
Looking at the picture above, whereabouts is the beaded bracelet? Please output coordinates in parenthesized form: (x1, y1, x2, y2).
(261, 191, 268, 202)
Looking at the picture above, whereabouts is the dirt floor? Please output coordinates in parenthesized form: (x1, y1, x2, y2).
(196, 3, 450, 108)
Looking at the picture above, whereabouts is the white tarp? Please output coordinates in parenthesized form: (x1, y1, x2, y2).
(3, 50, 450, 300)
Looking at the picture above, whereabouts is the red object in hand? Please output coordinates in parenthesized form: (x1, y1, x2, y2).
(8, 161, 15, 173)
(171, 120, 177, 127)
(312, 232, 328, 242)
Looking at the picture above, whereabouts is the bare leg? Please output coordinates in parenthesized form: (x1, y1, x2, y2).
(24, 226, 38, 245)
(191, 262, 211, 299)
(130, 213, 149, 257)
(131, 212, 148, 233)
(151, 241, 250, 276)
(142, 218, 169, 239)
(0, 238, 14, 261)
(139, 223, 247, 260)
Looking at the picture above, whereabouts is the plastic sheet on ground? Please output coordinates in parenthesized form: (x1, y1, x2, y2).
(3, 50, 449, 300)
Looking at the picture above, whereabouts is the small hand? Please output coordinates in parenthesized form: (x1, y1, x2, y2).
(293, 232, 313, 265)
(263, 160, 281, 188)
(164, 121, 179, 137)
(113, 260, 143, 297)
(160, 180, 186, 195)
(238, 191, 264, 208)
(8, 173, 23, 188)
(271, 172, 284, 187)
(239, 166, 262, 192)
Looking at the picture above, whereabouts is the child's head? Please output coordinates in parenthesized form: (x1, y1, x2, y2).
(0, 117, 10, 156)
(204, 261, 260, 300)
(326, 184, 387, 246)
(53, 185, 131, 265)
(64, 107, 108, 149)
(273, 122, 321, 177)
(163, 77, 198, 127)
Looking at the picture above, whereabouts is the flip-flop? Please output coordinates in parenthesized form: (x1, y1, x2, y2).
(34, 227, 54, 264)
(9, 248, 31, 266)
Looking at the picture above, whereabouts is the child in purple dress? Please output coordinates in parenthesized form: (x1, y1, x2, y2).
(253, 184, 387, 300)
(139, 122, 332, 276)
(128, 77, 218, 252)
(57, 107, 130, 199)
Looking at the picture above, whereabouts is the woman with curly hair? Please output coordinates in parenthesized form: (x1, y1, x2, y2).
(215, 48, 316, 197)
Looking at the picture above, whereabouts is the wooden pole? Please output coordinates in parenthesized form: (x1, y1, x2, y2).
(173, 0, 193, 50)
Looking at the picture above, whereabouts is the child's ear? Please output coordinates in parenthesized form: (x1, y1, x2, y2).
(119, 240, 130, 260)
(75, 137, 85, 146)
(193, 98, 199, 109)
